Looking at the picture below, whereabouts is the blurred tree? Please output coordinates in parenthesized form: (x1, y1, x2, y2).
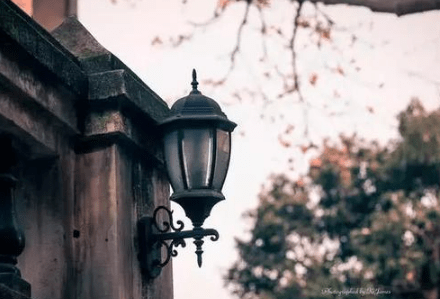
(225, 98, 440, 299)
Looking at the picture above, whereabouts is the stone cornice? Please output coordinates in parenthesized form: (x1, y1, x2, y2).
(0, 0, 170, 163)
(0, 0, 87, 96)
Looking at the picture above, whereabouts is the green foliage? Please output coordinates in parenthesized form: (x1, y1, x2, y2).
(226, 99, 440, 299)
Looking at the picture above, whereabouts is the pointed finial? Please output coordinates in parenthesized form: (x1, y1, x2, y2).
(191, 69, 200, 94)
(197, 252, 203, 268)
(194, 238, 204, 268)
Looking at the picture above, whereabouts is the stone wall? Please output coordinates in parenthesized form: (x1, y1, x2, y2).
(0, 1, 173, 298)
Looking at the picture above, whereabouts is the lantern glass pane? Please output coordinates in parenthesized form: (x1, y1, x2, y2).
(212, 129, 231, 190)
(182, 128, 214, 189)
(164, 130, 184, 192)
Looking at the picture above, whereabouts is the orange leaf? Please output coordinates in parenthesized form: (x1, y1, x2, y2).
(336, 65, 344, 76)
(151, 36, 162, 46)
(309, 73, 318, 86)
(278, 135, 291, 148)
(310, 158, 322, 168)
(217, 0, 230, 9)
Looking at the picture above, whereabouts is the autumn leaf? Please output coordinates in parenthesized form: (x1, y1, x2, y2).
(310, 157, 322, 168)
(217, 0, 230, 9)
(309, 73, 318, 86)
(320, 28, 331, 40)
(284, 124, 295, 134)
(256, 0, 271, 8)
(336, 65, 345, 76)
(300, 142, 317, 153)
(151, 36, 162, 46)
(297, 18, 310, 28)
(278, 135, 291, 148)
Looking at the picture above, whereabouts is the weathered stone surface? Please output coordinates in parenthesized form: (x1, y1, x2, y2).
(0, 1, 87, 96)
(52, 17, 169, 123)
(51, 16, 169, 163)
(0, 80, 67, 158)
(141, 168, 174, 299)
(0, 283, 31, 299)
(72, 145, 171, 299)
(87, 69, 168, 124)
(0, 33, 79, 158)
(0, 1, 174, 299)
(0, 38, 79, 132)
(0, 275, 31, 297)
(16, 155, 74, 299)
(51, 16, 109, 61)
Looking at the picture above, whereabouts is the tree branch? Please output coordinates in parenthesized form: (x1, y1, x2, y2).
(257, 5, 268, 61)
(289, 1, 310, 137)
(230, 1, 251, 71)
(290, 0, 303, 97)
(210, 1, 251, 86)
(307, 0, 440, 16)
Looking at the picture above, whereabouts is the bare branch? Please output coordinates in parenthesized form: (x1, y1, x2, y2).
(230, 1, 251, 70)
(257, 5, 268, 61)
(289, 0, 304, 96)
(313, 3, 335, 25)
(289, 1, 310, 137)
(307, 0, 440, 16)
(405, 70, 440, 86)
(187, 7, 223, 27)
(210, 1, 252, 85)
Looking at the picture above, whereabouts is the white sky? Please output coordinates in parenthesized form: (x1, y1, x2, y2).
(78, 1, 440, 298)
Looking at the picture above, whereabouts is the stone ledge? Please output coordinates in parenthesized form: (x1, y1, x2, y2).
(0, 37, 79, 135)
(0, 0, 170, 163)
(0, 274, 31, 299)
(75, 132, 164, 167)
(52, 17, 170, 162)
(0, 285, 31, 299)
(0, 0, 87, 97)
(88, 70, 169, 124)
(79, 108, 163, 163)
(52, 17, 170, 125)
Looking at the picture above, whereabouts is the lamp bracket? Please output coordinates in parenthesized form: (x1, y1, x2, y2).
(138, 206, 219, 278)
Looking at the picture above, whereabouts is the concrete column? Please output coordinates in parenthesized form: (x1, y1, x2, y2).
(0, 3, 173, 298)
(72, 145, 172, 299)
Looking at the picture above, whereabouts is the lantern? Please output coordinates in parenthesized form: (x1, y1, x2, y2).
(160, 70, 237, 228)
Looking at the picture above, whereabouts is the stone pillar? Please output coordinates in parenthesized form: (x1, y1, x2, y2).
(1, 2, 174, 298)
(72, 143, 172, 299)
(52, 15, 173, 299)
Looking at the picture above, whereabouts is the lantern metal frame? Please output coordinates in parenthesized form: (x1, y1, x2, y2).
(138, 70, 236, 278)
(138, 206, 219, 277)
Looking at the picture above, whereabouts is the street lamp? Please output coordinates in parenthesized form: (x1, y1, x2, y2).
(138, 70, 236, 278)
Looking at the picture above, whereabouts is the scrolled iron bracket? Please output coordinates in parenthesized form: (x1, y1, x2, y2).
(138, 206, 219, 278)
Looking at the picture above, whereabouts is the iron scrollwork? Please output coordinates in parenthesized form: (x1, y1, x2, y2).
(152, 206, 184, 233)
(138, 206, 219, 278)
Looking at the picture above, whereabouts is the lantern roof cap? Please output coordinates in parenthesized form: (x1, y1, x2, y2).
(160, 70, 237, 131)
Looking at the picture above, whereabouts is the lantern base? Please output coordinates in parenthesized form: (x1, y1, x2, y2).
(170, 189, 225, 227)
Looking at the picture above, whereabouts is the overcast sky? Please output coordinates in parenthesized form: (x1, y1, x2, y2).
(78, 1, 440, 298)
